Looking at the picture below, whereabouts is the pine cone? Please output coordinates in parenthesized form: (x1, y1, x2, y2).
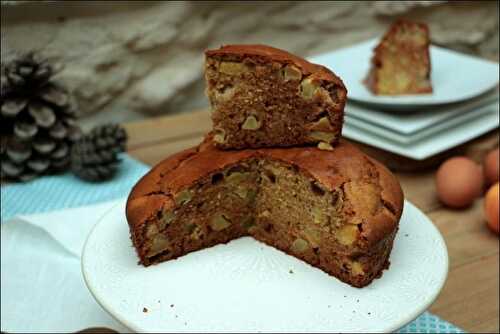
(1, 52, 81, 182)
(71, 124, 128, 182)
(88, 123, 127, 153)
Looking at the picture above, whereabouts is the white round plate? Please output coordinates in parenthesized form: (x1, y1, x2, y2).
(310, 39, 499, 110)
(82, 200, 448, 333)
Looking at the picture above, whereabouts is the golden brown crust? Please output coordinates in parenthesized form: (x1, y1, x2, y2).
(126, 148, 199, 225)
(373, 20, 430, 53)
(205, 44, 346, 89)
(365, 20, 432, 95)
(126, 138, 403, 253)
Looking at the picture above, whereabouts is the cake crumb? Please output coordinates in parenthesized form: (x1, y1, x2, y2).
(368, 312, 371, 315)
(289, 269, 294, 274)
(143, 307, 148, 313)
(170, 304, 174, 308)
(405, 234, 409, 237)
(356, 299, 359, 303)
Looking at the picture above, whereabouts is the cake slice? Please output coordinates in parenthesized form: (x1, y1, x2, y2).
(365, 20, 432, 95)
(204, 45, 347, 150)
(126, 138, 404, 288)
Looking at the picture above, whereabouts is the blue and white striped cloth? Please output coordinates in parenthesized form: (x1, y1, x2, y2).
(0, 154, 464, 333)
(1, 154, 148, 221)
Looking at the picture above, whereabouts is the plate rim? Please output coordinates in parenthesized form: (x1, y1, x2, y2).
(82, 200, 449, 333)
(343, 105, 499, 160)
(384, 201, 449, 333)
(345, 89, 500, 134)
(81, 201, 135, 333)
(345, 100, 498, 145)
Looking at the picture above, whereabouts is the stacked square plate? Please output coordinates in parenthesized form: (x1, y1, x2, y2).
(309, 39, 499, 160)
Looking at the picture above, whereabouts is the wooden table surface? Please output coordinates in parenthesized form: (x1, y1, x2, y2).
(122, 110, 500, 333)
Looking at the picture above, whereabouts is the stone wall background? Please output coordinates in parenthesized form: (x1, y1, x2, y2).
(2, 1, 498, 128)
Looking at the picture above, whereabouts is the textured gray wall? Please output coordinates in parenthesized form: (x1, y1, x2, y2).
(2, 1, 498, 126)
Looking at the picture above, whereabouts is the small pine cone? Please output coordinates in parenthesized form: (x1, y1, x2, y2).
(70, 124, 128, 182)
(71, 140, 119, 181)
(88, 123, 127, 152)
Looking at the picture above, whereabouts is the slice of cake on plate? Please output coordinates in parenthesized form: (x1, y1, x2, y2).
(365, 20, 432, 95)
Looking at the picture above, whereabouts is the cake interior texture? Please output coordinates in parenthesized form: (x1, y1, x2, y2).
(366, 20, 432, 95)
(132, 157, 397, 288)
(205, 52, 345, 150)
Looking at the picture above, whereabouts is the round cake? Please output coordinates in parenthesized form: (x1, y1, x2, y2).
(126, 138, 404, 288)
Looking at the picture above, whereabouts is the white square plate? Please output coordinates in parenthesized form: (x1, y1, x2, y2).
(343, 103, 499, 160)
(346, 99, 499, 145)
(346, 89, 499, 135)
(309, 39, 499, 110)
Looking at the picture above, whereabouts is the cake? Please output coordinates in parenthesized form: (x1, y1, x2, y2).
(365, 20, 432, 95)
(126, 139, 404, 288)
(205, 45, 347, 150)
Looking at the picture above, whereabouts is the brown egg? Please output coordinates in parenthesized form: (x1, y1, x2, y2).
(484, 183, 499, 235)
(435, 157, 484, 208)
(483, 148, 499, 186)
